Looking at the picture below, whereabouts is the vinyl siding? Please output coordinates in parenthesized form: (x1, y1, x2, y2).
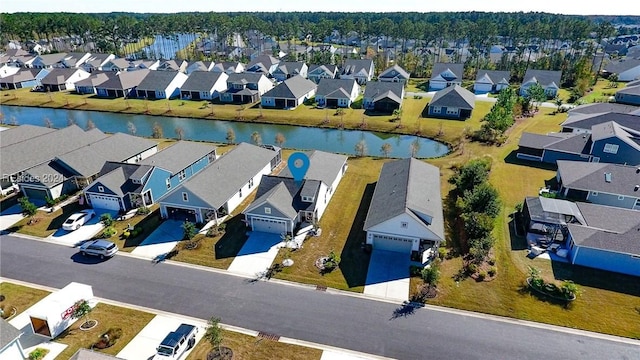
(585, 191, 639, 209)
(591, 138, 640, 165)
(570, 245, 640, 277)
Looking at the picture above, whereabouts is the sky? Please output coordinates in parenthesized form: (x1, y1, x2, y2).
(2, 0, 638, 16)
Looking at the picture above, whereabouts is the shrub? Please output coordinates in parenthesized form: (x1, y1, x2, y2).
(100, 213, 114, 227)
(18, 197, 38, 217)
(561, 280, 580, 299)
(488, 266, 497, 277)
(477, 271, 487, 281)
(410, 265, 422, 277)
(488, 257, 496, 266)
(123, 231, 130, 238)
(421, 263, 440, 286)
(327, 250, 341, 267)
(438, 247, 448, 260)
(136, 206, 151, 215)
(102, 226, 117, 238)
(182, 221, 196, 240)
(466, 263, 478, 274)
(45, 196, 55, 208)
(29, 348, 49, 360)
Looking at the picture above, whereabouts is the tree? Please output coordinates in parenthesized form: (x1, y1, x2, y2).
(71, 299, 93, 328)
(380, 142, 392, 158)
(525, 83, 546, 111)
(275, 132, 285, 147)
(251, 131, 262, 146)
(85, 119, 96, 131)
(462, 182, 501, 218)
(225, 128, 236, 144)
(354, 139, 367, 157)
(100, 213, 114, 227)
(151, 122, 163, 139)
(204, 316, 223, 354)
(175, 126, 185, 140)
(127, 121, 137, 135)
(182, 221, 196, 240)
(43, 117, 53, 128)
(554, 96, 563, 113)
(448, 159, 491, 193)
(18, 197, 38, 218)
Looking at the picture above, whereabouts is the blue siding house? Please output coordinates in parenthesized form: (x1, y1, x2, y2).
(84, 141, 217, 211)
(589, 121, 640, 165)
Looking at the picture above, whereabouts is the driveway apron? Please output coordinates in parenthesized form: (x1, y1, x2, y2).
(363, 250, 410, 301)
(227, 232, 283, 276)
(0, 204, 25, 231)
(47, 210, 113, 246)
(130, 219, 184, 259)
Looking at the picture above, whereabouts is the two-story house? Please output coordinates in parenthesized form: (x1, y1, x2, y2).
(307, 64, 338, 84)
(220, 73, 274, 104)
(340, 59, 374, 85)
(180, 71, 229, 100)
(272, 62, 308, 82)
(315, 78, 360, 108)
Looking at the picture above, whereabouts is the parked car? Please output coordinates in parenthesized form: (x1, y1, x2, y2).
(62, 209, 96, 231)
(78, 239, 119, 259)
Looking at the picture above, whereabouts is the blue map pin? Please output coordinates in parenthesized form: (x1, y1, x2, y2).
(288, 152, 310, 183)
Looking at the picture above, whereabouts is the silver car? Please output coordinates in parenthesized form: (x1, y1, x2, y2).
(79, 239, 119, 259)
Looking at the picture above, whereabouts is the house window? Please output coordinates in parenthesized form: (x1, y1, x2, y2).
(591, 191, 598, 197)
(401, 221, 408, 229)
(208, 153, 216, 162)
(178, 170, 186, 181)
(431, 106, 441, 114)
(248, 178, 254, 189)
(603, 143, 619, 154)
(182, 192, 188, 202)
(98, 186, 104, 192)
(238, 188, 242, 198)
(446, 108, 458, 115)
(166, 179, 171, 190)
(265, 207, 271, 214)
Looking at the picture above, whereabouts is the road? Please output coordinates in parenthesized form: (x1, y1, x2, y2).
(1, 235, 637, 360)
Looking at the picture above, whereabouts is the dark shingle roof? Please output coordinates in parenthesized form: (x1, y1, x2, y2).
(518, 132, 575, 150)
(41, 68, 85, 85)
(616, 84, 640, 96)
(341, 59, 373, 77)
(568, 103, 640, 115)
(262, 75, 317, 99)
(92, 162, 151, 196)
(227, 72, 265, 85)
(278, 150, 347, 186)
(97, 69, 150, 90)
(604, 58, 640, 74)
(22, 161, 68, 187)
(244, 175, 320, 218)
(475, 70, 511, 84)
(558, 160, 640, 197)
(137, 70, 181, 91)
(140, 141, 215, 175)
(0, 124, 56, 147)
(363, 158, 444, 240)
(429, 85, 475, 110)
(561, 112, 640, 132)
(543, 133, 592, 154)
(181, 71, 226, 92)
(316, 78, 357, 98)
(363, 81, 404, 103)
(379, 65, 410, 80)
(522, 69, 562, 87)
(430, 63, 464, 81)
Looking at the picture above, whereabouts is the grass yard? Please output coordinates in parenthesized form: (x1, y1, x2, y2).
(97, 208, 163, 252)
(187, 331, 322, 360)
(55, 302, 155, 359)
(12, 201, 83, 238)
(577, 78, 623, 104)
(0, 282, 50, 319)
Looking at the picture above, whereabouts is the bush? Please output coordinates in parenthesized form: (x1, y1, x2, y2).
(410, 265, 422, 277)
(466, 263, 478, 274)
(477, 271, 487, 281)
(421, 265, 440, 286)
(102, 226, 117, 238)
(45, 196, 55, 208)
(182, 221, 196, 240)
(100, 213, 114, 227)
(488, 266, 497, 277)
(123, 231, 130, 238)
(438, 247, 447, 260)
(136, 206, 151, 215)
(29, 348, 49, 360)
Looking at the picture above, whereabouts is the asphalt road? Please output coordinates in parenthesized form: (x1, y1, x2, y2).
(1, 235, 638, 360)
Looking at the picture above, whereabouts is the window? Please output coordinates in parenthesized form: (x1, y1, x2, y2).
(603, 143, 619, 154)
(248, 178, 254, 189)
(166, 179, 171, 190)
(178, 170, 186, 181)
(431, 106, 441, 114)
(182, 192, 188, 202)
(98, 186, 104, 192)
(401, 222, 408, 229)
(264, 207, 271, 214)
(446, 108, 458, 115)
(208, 153, 216, 162)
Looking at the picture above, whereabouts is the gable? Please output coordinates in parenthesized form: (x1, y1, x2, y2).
(245, 199, 292, 220)
(367, 212, 441, 241)
(160, 187, 213, 209)
(85, 181, 118, 196)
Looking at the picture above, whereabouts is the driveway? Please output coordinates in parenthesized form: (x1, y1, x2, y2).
(0, 204, 25, 231)
(363, 250, 410, 301)
(116, 314, 206, 360)
(130, 220, 184, 259)
(227, 232, 282, 276)
(47, 210, 113, 246)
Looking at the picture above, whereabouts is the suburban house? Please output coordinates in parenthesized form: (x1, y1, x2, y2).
(602, 58, 640, 82)
(211, 62, 245, 74)
(378, 65, 410, 83)
(427, 84, 475, 120)
(362, 81, 405, 112)
(614, 84, 640, 105)
(315, 78, 360, 108)
(0, 64, 20, 78)
(560, 112, 640, 134)
(516, 132, 590, 164)
(157, 59, 189, 73)
(101, 58, 131, 72)
(185, 61, 214, 74)
(180, 71, 229, 100)
(95, 69, 150, 98)
(307, 64, 338, 84)
(29, 53, 68, 69)
(57, 52, 92, 68)
(261, 75, 317, 109)
(245, 55, 280, 75)
(339, 59, 374, 85)
(18, 133, 158, 203)
(272, 62, 309, 82)
(84, 141, 216, 211)
(0, 319, 26, 360)
(128, 59, 160, 71)
(567, 102, 640, 117)
(589, 121, 640, 165)
(521, 196, 583, 248)
(220, 73, 274, 104)
(40, 68, 90, 92)
(80, 53, 116, 73)
(0, 68, 48, 89)
(428, 63, 463, 91)
(566, 202, 640, 277)
(556, 160, 640, 210)
(74, 72, 117, 94)
(363, 158, 445, 262)
(135, 70, 188, 99)
(519, 69, 562, 97)
(159, 143, 281, 224)
(243, 150, 347, 235)
(473, 70, 511, 94)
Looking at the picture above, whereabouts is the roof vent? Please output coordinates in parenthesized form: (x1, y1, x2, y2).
(604, 172, 612, 183)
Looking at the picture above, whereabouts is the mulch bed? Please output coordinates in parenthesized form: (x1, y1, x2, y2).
(80, 320, 98, 330)
(207, 347, 234, 360)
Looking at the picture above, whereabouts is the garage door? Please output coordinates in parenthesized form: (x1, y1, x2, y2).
(165, 206, 197, 223)
(372, 234, 413, 253)
(88, 194, 121, 211)
(250, 217, 287, 234)
(23, 187, 49, 201)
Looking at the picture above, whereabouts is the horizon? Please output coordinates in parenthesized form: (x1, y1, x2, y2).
(2, 1, 639, 17)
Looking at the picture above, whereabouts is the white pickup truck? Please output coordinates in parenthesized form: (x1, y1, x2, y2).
(152, 323, 198, 360)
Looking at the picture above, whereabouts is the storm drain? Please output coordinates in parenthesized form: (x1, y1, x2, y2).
(316, 285, 327, 291)
(257, 332, 281, 341)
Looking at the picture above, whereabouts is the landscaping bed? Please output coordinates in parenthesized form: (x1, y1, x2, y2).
(13, 201, 83, 238)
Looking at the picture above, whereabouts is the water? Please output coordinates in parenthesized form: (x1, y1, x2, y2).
(0, 105, 449, 158)
(137, 34, 197, 60)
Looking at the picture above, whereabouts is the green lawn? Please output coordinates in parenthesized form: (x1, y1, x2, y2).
(13, 201, 83, 238)
(0, 282, 50, 320)
(97, 208, 163, 252)
(577, 78, 623, 104)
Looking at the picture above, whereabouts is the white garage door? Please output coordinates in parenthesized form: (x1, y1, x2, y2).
(250, 217, 287, 234)
(372, 234, 413, 253)
(88, 194, 121, 211)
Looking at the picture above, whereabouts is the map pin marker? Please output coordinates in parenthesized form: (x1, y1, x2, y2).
(288, 152, 310, 184)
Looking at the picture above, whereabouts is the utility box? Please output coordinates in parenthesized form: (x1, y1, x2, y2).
(28, 282, 94, 339)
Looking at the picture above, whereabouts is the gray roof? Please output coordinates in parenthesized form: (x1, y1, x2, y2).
(274, 62, 306, 76)
(0, 125, 107, 176)
(69, 349, 123, 360)
(0, 68, 40, 84)
(56, 133, 157, 177)
(568, 103, 640, 115)
(244, 176, 321, 219)
(140, 141, 215, 175)
(278, 150, 347, 186)
(36, 53, 67, 66)
(62, 52, 89, 67)
(518, 132, 575, 150)
(0, 124, 56, 147)
(341, 59, 374, 76)
(429, 84, 475, 110)
(543, 132, 591, 154)
(524, 196, 585, 226)
(363, 81, 404, 104)
(74, 72, 115, 88)
(0, 318, 22, 349)
(22, 161, 68, 187)
(262, 75, 317, 99)
(309, 64, 337, 75)
(616, 84, 640, 95)
(41, 68, 84, 85)
(316, 78, 357, 99)
(212, 62, 243, 72)
(104, 58, 130, 69)
(557, 160, 640, 198)
(379, 65, 410, 80)
(561, 112, 640, 132)
(137, 70, 181, 91)
(568, 202, 640, 256)
(430, 63, 464, 81)
(92, 162, 150, 196)
(226, 72, 265, 85)
(363, 158, 445, 241)
(604, 58, 640, 75)
(181, 71, 226, 92)
(475, 70, 511, 84)
(165, 143, 277, 209)
(522, 69, 562, 87)
(97, 69, 150, 90)
(83, 53, 113, 67)
(591, 121, 640, 151)
(247, 55, 279, 72)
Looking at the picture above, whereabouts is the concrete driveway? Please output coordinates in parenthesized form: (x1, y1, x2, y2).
(116, 314, 206, 360)
(0, 204, 25, 231)
(363, 250, 410, 302)
(227, 232, 283, 276)
(130, 220, 184, 259)
(47, 210, 112, 246)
